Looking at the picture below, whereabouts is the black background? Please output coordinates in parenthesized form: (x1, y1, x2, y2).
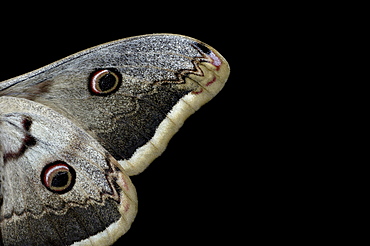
(0, 8, 250, 245)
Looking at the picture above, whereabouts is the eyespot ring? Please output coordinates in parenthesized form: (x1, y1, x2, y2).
(41, 161, 76, 194)
(89, 68, 122, 95)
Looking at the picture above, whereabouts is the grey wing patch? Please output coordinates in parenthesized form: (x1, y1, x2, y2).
(0, 115, 36, 163)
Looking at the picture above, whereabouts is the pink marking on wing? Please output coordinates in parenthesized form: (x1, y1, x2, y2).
(209, 52, 222, 70)
(192, 88, 204, 95)
(124, 203, 130, 212)
(206, 76, 217, 87)
(122, 180, 129, 190)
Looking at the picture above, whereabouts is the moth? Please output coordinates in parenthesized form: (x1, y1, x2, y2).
(0, 34, 230, 245)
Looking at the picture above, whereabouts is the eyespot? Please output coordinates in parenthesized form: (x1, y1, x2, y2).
(41, 162, 76, 194)
(89, 68, 122, 95)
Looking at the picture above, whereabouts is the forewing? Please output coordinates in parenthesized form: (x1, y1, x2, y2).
(0, 34, 230, 175)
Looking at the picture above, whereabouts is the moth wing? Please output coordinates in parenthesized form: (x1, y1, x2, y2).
(0, 96, 137, 246)
(0, 34, 230, 175)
